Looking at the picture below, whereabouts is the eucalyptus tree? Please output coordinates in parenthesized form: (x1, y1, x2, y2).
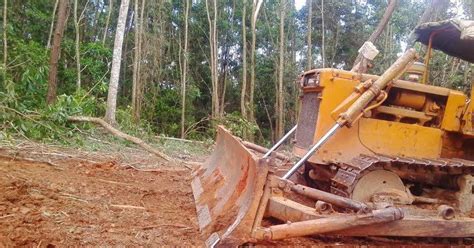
(47, 0, 59, 49)
(132, 0, 147, 121)
(103, 0, 113, 44)
(277, 0, 287, 138)
(3, 0, 7, 80)
(105, 0, 130, 124)
(306, 0, 312, 70)
(73, 0, 89, 91)
(46, 0, 69, 105)
(241, 0, 248, 121)
(181, 0, 190, 138)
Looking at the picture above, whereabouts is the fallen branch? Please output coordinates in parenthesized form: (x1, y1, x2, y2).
(0, 214, 15, 219)
(123, 163, 191, 172)
(27, 151, 100, 164)
(141, 224, 191, 230)
(110, 204, 146, 210)
(0, 154, 64, 170)
(156, 136, 205, 144)
(67, 116, 171, 161)
(97, 178, 131, 186)
(60, 193, 89, 203)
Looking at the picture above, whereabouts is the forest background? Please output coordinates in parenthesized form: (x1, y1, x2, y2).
(1, 0, 473, 147)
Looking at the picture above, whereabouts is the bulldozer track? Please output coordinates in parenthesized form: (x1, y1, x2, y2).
(330, 154, 474, 198)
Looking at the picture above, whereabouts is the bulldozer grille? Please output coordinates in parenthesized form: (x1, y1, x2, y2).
(296, 92, 320, 149)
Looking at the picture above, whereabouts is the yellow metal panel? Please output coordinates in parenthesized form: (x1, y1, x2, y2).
(294, 69, 448, 164)
(359, 118, 443, 159)
(462, 110, 474, 136)
(441, 91, 467, 132)
(302, 70, 373, 164)
(318, 70, 359, 123)
(462, 84, 474, 136)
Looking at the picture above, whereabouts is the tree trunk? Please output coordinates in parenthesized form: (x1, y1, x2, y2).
(135, 0, 146, 121)
(306, 0, 312, 70)
(218, 59, 227, 118)
(90, 1, 102, 43)
(249, 0, 263, 126)
(351, 0, 397, 72)
(73, 0, 81, 91)
(206, 0, 219, 119)
(132, 0, 139, 121)
(249, 1, 256, 124)
(329, 21, 340, 67)
(47, 0, 59, 49)
(273, 58, 279, 141)
(46, 0, 69, 105)
(213, 0, 218, 118)
(440, 57, 449, 86)
(219, 0, 235, 117)
(448, 58, 460, 83)
(3, 0, 7, 78)
(180, 0, 190, 138)
(321, 0, 325, 67)
(104, 0, 130, 124)
(205, 0, 214, 118)
(240, 0, 248, 120)
(463, 62, 471, 90)
(220, 69, 227, 116)
(248, 0, 263, 141)
(365, 0, 398, 45)
(102, 0, 113, 45)
(277, 0, 286, 139)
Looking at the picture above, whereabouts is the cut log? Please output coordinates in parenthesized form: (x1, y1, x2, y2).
(67, 116, 171, 161)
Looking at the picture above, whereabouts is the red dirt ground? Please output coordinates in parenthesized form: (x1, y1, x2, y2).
(0, 144, 471, 247)
(0, 151, 202, 247)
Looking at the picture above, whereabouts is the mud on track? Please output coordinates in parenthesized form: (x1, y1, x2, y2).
(0, 154, 203, 247)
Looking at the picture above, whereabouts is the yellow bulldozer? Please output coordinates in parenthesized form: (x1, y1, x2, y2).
(192, 19, 474, 246)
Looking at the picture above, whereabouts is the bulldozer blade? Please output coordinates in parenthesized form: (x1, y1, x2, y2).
(191, 126, 269, 247)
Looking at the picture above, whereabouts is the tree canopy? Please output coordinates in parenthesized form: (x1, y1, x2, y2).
(1, 0, 472, 144)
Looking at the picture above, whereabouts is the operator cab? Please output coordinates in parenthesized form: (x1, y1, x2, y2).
(414, 19, 474, 138)
(415, 19, 474, 85)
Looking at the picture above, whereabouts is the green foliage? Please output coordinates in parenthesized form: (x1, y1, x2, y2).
(218, 112, 258, 139)
(1, 0, 472, 149)
(116, 107, 154, 137)
(7, 38, 49, 109)
(0, 91, 100, 143)
(81, 43, 112, 94)
(152, 86, 181, 136)
(60, 40, 111, 95)
(45, 92, 99, 124)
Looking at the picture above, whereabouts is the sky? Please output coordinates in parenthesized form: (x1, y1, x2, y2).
(295, 0, 305, 11)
